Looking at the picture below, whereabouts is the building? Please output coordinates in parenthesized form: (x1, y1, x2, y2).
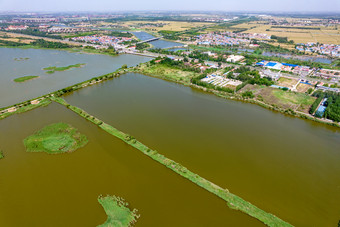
(226, 55, 245, 63)
(6, 25, 28, 30)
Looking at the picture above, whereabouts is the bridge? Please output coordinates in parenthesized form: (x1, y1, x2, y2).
(137, 37, 163, 44)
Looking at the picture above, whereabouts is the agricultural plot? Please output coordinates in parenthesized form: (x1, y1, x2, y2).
(242, 23, 340, 44)
(296, 83, 312, 93)
(122, 20, 213, 32)
(137, 63, 200, 83)
(277, 77, 299, 89)
(255, 87, 315, 113)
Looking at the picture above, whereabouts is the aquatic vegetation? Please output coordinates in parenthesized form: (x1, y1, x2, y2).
(14, 57, 29, 61)
(13, 75, 39, 82)
(24, 122, 88, 154)
(43, 63, 86, 74)
(97, 195, 139, 227)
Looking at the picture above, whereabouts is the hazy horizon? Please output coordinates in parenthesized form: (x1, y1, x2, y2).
(0, 0, 339, 13)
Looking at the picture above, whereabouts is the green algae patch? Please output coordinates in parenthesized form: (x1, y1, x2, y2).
(98, 195, 139, 227)
(43, 63, 86, 74)
(0, 150, 4, 159)
(14, 75, 39, 82)
(24, 122, 88, 154)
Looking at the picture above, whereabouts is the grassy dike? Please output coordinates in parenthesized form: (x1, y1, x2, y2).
(0, 69, 124, 118)
(0, 98, 51, 120)
(51, 96, 292, 227)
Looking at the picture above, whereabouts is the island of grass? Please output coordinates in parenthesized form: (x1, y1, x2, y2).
(14, 57, 29, 61)
(43, 63, 86, 74)
(98, 195, 139, 227)
(0, 150, 4, 159)
(13, 75, 39, 83)
(23, 122, 88, 154)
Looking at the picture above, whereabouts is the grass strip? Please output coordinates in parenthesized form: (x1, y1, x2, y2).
(97, 195, 139, 227)
(51, 96, 292, 227)
(13, 75, 39, 82)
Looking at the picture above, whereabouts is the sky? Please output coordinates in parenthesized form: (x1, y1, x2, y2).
(0, 0, 339, 12)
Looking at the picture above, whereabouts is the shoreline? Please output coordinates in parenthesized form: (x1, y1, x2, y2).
(0, 45, 120, 58)
(129, 67, 340, 129)
(1, 64, 339, 128)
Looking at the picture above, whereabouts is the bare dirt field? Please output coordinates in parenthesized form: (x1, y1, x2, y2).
(277, 77, 299, 88)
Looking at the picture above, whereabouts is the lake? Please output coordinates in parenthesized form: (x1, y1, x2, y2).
(0, 47, 151, 108)
(64, 73, 340, 227)
(0, 102, 262, 227)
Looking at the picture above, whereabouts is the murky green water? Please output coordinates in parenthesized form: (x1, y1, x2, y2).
(0, 48, 151, 108)
(0, 102, 263, 227)
(64, 73, 340, 227)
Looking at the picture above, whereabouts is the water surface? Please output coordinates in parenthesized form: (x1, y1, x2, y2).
(64, 73, 340, 227)
(0, 102, 262, 227)
(131, 31, 183, 49)
(0, 48, 151, 108)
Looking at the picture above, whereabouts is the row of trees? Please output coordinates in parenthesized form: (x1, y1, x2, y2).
(10, 29, 63, 39)
(108, 31, 133, 38)
(136, 42, 150, 50)
(311, 90, 340, 122)
(158, 30, 180, 40)
(0, 39, 28, 47)
(270, 35, 294, 44)
(232, 66, 274, 86)
(31, 39, 71, 48)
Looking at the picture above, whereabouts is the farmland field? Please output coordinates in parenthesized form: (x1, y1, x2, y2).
(236, 22, 340, 44)
(122, 20, 213, 32)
